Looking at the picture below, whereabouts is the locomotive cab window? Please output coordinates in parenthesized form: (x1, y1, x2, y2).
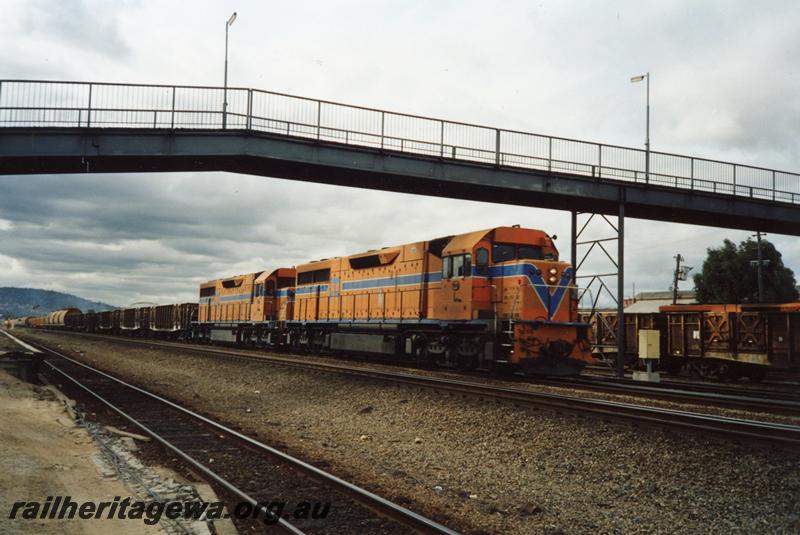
(493, 243, 545, 262)
(443, 254, 471, 278)
(454, 254, 471, 277)
(492, 243, 515, 263)
(313, 268, 330, 283)
(475, 247, 489, 275)
(298, 268, 330, 285)
(199, 286, 215, 297)
(452, 255, 464, 278)
(518, 245, 543, 260)
(442, 256, 452, 279)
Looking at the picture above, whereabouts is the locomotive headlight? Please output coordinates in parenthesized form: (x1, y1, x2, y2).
(548, 275, 558, 283)
(548, 267, 558, 275)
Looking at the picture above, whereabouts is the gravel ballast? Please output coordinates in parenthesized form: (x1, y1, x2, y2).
(24, 330, 800, 534)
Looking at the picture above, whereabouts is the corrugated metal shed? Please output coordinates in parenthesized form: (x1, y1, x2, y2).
(625, 298, 694, 314)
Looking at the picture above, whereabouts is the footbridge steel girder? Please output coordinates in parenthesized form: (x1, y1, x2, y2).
(2, 128, 799, 236)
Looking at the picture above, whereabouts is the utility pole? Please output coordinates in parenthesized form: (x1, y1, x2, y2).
(751, 231, 768, 303)
(672, 254, 683, 305)
(672, 254, 693, 304)
(756, 232, 764, 302)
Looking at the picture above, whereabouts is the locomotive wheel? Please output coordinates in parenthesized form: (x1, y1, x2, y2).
(456, 337, 480, 369)
(289, 331, 302, 353)
(411, 335, 430, 362)
(310, 330, 326, 355)
(437, 345, 457, 368)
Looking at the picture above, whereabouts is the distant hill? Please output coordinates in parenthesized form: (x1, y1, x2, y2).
(0, 287, 116, 318)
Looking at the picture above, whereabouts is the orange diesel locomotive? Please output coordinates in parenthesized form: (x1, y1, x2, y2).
(194, 226, 591, 375)
(197, 267, 296, 345)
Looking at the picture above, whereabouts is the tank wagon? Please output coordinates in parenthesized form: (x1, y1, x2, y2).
(2, 317, 30, 329)
(591, 303, 800, 380)
(194, 226, 591, 375)
(45, 308, 82, 327)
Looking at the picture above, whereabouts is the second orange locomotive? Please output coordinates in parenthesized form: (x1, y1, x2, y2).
(193, 226, 591, 375)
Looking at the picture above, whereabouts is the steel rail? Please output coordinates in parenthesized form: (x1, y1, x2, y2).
(537, 375, 800, 414)
(584, 363, 800, 390)
(34, 341, 462, 535)
(565, 372, 800, 399)
(41, 355, 305, 535)
(23, 331, 800, 447)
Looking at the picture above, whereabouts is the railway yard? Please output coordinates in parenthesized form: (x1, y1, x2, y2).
(3, 327, 799, 534)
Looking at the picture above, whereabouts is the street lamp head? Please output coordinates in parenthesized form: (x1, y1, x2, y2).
(630, 74, 646, 83)
(227, 12, 237, 26)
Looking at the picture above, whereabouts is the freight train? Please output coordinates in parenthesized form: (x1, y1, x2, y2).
(24, 226, 594, 376)
(588, 303, 800, 381)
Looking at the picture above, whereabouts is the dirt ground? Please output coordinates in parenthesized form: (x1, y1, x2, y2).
(0, 369, 166, 535)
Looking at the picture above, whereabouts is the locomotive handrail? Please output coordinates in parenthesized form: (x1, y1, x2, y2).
(1, 79, 798, 205)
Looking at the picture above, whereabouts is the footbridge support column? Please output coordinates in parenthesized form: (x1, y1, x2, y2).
(616, 202, 625, 378)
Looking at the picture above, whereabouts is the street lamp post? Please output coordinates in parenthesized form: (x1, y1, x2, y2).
(223, 11, 237, 129)
(630, 72, 650, 184)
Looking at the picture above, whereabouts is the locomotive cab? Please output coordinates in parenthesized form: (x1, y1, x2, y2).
(439, 226, 590, 375)
(253, 267, 297, 323)
(439, 226, 570, 323)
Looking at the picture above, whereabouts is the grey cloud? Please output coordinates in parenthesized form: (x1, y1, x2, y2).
(22, 0, 132, 61)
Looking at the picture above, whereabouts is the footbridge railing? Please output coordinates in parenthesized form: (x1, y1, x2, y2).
(1, 79, 798, 205)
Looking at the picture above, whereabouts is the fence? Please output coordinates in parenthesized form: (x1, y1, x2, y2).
(1, 79, 798, 204)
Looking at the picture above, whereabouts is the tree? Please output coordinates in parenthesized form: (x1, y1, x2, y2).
(693, 237, 799, 304)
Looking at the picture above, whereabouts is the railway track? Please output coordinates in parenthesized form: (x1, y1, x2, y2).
(17, 330, 800, 448)
(22, 337, 462, 535)
(585, 363, 800, 389)
(20, 329, 800, 415)
(538, 375, 800, 414)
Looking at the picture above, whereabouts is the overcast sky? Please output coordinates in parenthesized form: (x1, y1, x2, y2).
(1, 0, 799, 307)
